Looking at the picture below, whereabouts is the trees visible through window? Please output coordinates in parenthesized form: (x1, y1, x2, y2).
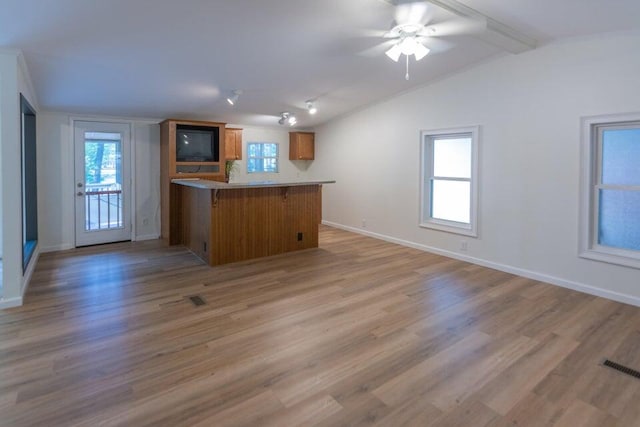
(247, 142, 279, 173)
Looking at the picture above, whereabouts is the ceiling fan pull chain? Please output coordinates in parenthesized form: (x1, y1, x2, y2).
(405, 55, 410, 80)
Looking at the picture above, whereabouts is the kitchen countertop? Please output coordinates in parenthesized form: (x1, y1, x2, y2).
(171, 178, 335, 190)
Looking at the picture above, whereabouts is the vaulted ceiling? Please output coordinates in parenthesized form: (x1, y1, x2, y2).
(1, 0, 639, 127)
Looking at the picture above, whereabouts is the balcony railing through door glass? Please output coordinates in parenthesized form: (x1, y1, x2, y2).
(84, 132, 124, 231)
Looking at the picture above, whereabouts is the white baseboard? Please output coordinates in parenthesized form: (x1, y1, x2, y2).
(135, 234, 161, 241)
(41, 243, 74, 253)
(41, 234, 160, 252)
(19, 245, 40, 305)
(0, 296, 23, 309)
(322, 221, 640, 307)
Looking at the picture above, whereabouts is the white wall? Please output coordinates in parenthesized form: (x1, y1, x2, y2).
(38, 112, 162, 251)
(0, 50, 40, 307)
(226, 125, 313, 183)
(310, 30, 640, 306)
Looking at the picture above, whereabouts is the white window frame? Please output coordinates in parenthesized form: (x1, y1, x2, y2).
(579, 113, 640, 269)
(420, 126, 479, 237)
(247, 142, 279, 174)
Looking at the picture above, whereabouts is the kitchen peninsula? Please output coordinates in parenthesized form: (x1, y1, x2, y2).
(171, 179, 335, 265)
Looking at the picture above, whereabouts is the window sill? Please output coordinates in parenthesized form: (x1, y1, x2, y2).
(579, 248, 640, 270)
(419, 220, 477, 237)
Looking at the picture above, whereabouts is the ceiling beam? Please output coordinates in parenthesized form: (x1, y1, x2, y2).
(385, 0, 537, 53)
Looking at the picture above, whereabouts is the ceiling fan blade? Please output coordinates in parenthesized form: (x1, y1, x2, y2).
(356, 28, 390, 38)
(358, 40, 396, 57)
(420, 37, 454, 53)
(420, 18, 486, 37)
(394, 2, 430, 25)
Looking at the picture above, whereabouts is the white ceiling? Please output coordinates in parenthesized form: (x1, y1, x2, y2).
(1, 0, 639, 128)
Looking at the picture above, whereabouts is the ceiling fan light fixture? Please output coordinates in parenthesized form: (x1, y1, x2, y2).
(385, 43, 402, 62)
(413, 43, 430, 61)
(398, 36, 419, 56)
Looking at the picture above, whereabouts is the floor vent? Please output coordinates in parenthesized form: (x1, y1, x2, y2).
(603, 359, 640, 379)
(187, 295, 207, 307)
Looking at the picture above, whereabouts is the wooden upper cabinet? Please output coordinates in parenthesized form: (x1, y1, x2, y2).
(289, 132, 315, 160)
(225, 128, 243, 160)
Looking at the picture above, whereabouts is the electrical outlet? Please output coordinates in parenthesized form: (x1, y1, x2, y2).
(362, 219, 366, 228)
(460, 241, 468, 251)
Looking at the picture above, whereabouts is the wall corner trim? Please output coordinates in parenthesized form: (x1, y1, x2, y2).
(0, 297, 24, 310)
(322, 220, 640, 308)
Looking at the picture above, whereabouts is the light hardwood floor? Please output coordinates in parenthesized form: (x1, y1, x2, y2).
(1, 226, 639, 426)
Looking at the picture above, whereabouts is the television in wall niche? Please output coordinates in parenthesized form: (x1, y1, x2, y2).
(175, 125, 219, 162)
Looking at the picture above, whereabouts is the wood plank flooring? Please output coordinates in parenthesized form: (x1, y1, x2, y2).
(1, 225, 639, 426)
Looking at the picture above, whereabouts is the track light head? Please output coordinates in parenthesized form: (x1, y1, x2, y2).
(306, 100, 317, 115)
(226, 90, 242, 105)
(278, 112, 296, 126)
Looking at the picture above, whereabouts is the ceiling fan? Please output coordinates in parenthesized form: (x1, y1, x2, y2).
(370, 0, 484, 80)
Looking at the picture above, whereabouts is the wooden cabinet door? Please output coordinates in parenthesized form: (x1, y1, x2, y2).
(298, 133, 314, 160)
(289, 132, 315, 160)
(225, 128, 242, 160)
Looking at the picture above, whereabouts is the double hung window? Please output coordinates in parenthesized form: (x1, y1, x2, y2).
(247, 142, 279, 173)
(420, 127, 478, 236)
(580, 115, 640, 268)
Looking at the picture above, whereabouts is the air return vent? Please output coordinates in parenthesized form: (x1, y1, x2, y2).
(603, 359, 640, 379)
(187, 295, 206, 307)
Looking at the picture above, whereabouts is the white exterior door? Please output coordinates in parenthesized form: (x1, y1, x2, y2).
(74, 121, 132, 246)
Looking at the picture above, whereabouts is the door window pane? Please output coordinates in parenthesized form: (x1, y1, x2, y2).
(84, 132, 123, 231)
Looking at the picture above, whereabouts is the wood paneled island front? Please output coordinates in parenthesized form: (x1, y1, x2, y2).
(170, 179, 334, 265)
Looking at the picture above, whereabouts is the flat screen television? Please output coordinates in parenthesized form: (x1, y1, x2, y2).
(175, 125, 219, 162)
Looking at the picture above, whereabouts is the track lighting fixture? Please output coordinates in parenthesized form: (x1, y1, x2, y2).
(278, 112, 297, 126)
(226, 90, 242, 105)
(306, 100, 317, 115)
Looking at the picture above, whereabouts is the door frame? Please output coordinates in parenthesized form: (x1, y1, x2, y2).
(71, 117, 137, 246)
